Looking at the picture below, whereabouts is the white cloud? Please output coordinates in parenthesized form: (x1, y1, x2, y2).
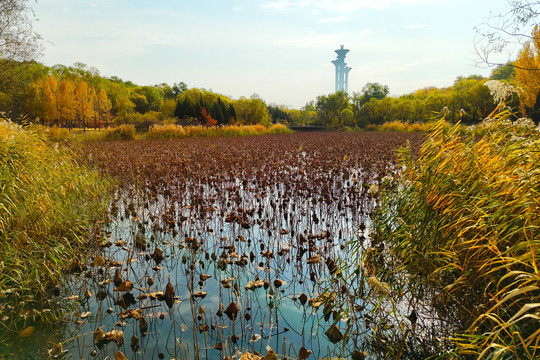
(319, 15, 349, 24)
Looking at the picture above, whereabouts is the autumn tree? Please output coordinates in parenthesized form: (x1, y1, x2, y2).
(57, 79, 76, 127)
(75, 80, 94, 130)
(96, 88, 111, 127)
(201, 107, 217, 127)
(515, 25, 540, 116)
(43, 76, 58, 125)
(24, 78, 44, 121)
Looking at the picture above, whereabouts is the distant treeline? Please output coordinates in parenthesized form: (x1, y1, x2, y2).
(0, 60, 525, 129)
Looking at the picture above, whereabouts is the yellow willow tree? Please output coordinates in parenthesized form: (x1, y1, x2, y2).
(75, 80, 94, 130)
(57, 79, 76, 128)
(514, 25, 540, 115)
(90, 86, 98, 128)
(43, 76, 58, 125)
(96, 88, 111, 128)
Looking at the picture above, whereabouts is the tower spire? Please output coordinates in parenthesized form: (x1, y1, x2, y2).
(331, 45, 351, 92)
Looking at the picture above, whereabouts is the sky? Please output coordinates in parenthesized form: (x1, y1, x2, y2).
(30, 0, 520, 108)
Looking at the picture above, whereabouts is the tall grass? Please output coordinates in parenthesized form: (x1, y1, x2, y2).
(0, 121, 111, 319)
(146, 123, 291, 139)
(103, 124, 136, 140)
(378, 120, 432, 132)
(31, 125, 74, 142)
(366, 115, 540, 358)
(365, 120, 451, 132)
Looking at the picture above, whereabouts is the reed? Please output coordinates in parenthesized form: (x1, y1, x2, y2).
(0, 121, 111, 320)
(380, 120, 428, 132)
(103, 124, 136, 140)
(31, 125, 74, 142)
(146, 123, 292, 139)
(367, 113, 540, 358)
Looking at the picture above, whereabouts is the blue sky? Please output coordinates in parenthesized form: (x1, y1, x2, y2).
(31, 0, 518, 108)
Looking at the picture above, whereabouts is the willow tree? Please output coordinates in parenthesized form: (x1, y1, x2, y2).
(0, 0, 42, 90)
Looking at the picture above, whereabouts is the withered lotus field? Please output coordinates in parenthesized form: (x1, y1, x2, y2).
(17, 132, 424, 359)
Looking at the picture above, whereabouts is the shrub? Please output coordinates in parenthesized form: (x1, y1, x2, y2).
(114, 111, 163, 131)
(147, 124, 186, 139)
(103, 124, 136, 140)
(267, 124, 292, 134)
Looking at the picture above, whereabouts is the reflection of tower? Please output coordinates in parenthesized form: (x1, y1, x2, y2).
(331, 45, 351, 92)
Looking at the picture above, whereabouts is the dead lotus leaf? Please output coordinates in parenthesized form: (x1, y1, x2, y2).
(105, 329, 124, 345)
(131, 334, 140, 351)
(200, 273, 212, 281)
(84, 288, 93, 298)
(263, 350, 279, 360)
(152, 247, 164, 262)
(308, 292, 335, 309)
(94, 256, 106, 267)
(224, 302, 238, 321)
(299, 293, 308, 305)
(351, 350, 367, 360)
(80, 311, 92, 319)
(249, 333, 262, 342)
(324, 324, 343, 344)
(119, 308, 143, 320)
(93, 327, 105, 344)
(94, 327, 124, 345)
(18, 326, 34, 338)
(164, 282, 175, 298)
(306, 254, 322, 264)
(273, 279, 286, 288)
(115, 351, 128, 360)
(137, 291, 165, 301)
(245, 279, 265, 291)
(192, 291, 207, 299)
(298, 346, 312, 360)
(239, 351, 262, 360)
(139, 316, 148, 335)
(114, 280, 134, 292)
(113, 268, 123, 286)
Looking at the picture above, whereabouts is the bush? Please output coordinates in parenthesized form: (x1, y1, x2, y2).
(114, 111, 163, 131)
(0, 121, 110, 318)
(147, 124, 186, 139)
(103, 124, 136, 140)
(267, 124, 292, 134)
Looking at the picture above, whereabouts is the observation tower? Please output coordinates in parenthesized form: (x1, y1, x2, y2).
(331, 45, 351, 92)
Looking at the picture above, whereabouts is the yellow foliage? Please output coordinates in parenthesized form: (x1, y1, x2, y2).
(515, 25, 540, 114)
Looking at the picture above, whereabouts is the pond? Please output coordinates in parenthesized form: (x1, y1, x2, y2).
(1, 132, 424, 359)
